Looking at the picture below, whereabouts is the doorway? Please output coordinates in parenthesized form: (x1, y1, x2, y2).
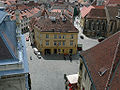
(54, 49, 57, 54)
(45, 49, 51, 55)
(69, 49, 73, 54)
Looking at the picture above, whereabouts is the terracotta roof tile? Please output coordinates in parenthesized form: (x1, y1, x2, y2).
(106, 5, 120, 20)
(93, 5, 105, 9)
(86, 8, 106, 19)
(81, 6, 95, 18)
(7, 6, 40, 20)
(105, 38, 120, 89)
(81, 31, 120, 90)
(33, 15, 79, 33)
(104, 0, 120, 5)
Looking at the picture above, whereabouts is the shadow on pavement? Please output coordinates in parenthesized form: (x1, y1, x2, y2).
(42, 54, 80, 60)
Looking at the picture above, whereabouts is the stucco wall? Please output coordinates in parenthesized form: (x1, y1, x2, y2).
(34, 27, 78, 55)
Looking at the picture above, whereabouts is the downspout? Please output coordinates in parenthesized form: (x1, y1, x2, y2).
(80, 54, 96, 90)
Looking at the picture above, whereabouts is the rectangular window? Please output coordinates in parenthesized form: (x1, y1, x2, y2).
(40, 40, 42, 45)
(58, 41, 61, 46)
(63, 41, 65, 46)
(54, 41, 57, 46)
(58, 49, 60, 52)
(110, 22, 114, 32)
(71, 34, 74, 39)
(59, 35, 61, 39)
(46, 34, 49, 38)
(63, 35, 66, 39)
(46, 41, 49, 46)
(70, 41, 73, 46)
(40, 34, 42, 38)
(63, 49, 64, 53)
(54, 34, 57, 39)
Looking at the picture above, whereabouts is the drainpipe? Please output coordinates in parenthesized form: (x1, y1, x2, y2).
(79, 54, 96, 90)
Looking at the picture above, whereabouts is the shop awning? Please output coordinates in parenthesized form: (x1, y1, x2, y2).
(66, 74, 78, 84)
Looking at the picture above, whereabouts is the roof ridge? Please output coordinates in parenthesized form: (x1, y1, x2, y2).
(105, 37, 120, 90)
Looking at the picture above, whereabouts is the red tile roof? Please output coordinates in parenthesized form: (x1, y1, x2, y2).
(107, 42, 120, 90)
(33, 13, 79, 33)
(51, 9, 62, 13)
(105, 5, 120, 20)
(104, 0, 120, 5)
(7, 6, 40, 20)
(81, 31, 120, 90)
(93, 5, 105, 9)
(86, 8, 106, 19)
(80, 6, 95, 18)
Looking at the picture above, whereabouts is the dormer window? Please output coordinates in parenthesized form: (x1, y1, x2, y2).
(98, 67, 107, 76)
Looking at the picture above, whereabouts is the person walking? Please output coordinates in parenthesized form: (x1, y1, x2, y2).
(30, 56, 32, 60)
(69, 54, 72, 62)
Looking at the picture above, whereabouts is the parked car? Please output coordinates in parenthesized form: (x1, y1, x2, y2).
(33, 48, 38, 55)
(80, 35, 84, 39)
(37, 52, 41, 59)
(26, 36, 29, 41)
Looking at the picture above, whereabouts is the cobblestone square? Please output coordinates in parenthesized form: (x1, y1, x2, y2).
(25, 33, 80, 90)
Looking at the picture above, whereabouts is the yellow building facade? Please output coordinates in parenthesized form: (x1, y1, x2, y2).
(34, 27, 78, 55)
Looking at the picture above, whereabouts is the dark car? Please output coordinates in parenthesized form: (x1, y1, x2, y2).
(80, 35, 84, 39)
(98, 37, 105, 42)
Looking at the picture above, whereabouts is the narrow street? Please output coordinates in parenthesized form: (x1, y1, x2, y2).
(74, 16, 99, 51)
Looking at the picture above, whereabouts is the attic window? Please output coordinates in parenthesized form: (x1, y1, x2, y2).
(98, 67, 107, 76)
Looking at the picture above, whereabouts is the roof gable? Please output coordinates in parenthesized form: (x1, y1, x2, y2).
(106, 5, 120, 20)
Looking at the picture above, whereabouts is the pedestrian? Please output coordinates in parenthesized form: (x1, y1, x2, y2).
(28, 73, 31, 90)
(64, 56, 66, 60)
(69, 55, 72, 62)
(30, 56, 32, 60)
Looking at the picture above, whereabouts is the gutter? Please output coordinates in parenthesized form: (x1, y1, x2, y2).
(80, 54, 96, 90)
